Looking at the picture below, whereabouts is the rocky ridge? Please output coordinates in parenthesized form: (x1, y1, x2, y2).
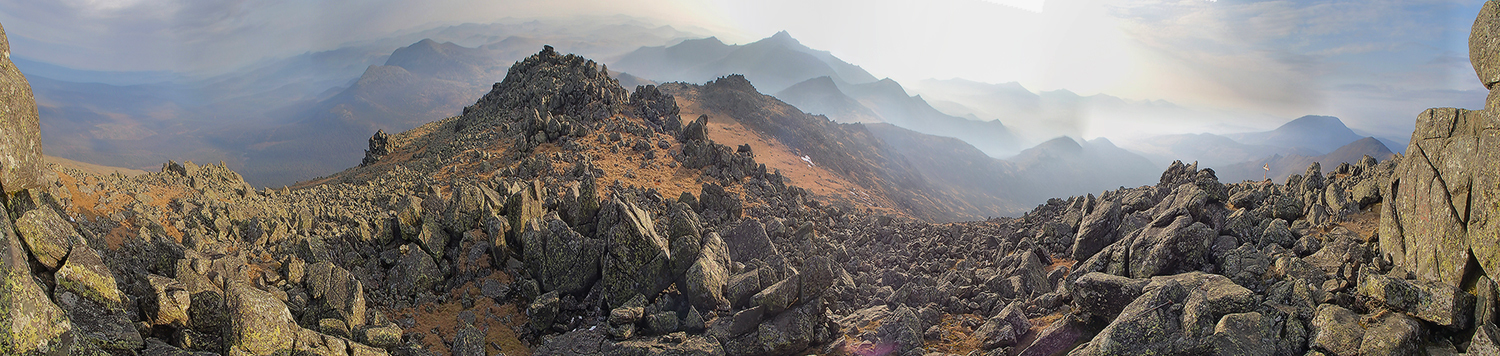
(2, 6, 1500, 356)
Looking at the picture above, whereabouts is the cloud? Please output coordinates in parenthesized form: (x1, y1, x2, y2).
(0, 0, 724, 74)
(1098, 0, 1483, 126)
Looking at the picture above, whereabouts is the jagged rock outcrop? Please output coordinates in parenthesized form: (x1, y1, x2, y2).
(0, 22, 44, 193)
(360, 129, 394, 166)
(1383, 0, 1500, 306)
(521, 212, 604, 296)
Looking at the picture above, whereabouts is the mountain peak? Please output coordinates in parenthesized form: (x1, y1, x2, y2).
(1279, 115, 1348, 131)
(762, 30, 801, 46)
(462, 46, 627, 121)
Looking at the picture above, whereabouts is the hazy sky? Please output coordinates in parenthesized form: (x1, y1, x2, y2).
(0, 0, 1487, 139)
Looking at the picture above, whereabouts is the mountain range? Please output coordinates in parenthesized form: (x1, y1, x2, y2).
(23, 24, 1403, 214)
(23, 17, 705, 187)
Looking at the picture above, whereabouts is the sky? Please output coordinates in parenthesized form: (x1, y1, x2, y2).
(0, 0, 1488, 140)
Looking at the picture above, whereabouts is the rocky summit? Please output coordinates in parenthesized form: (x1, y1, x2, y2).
(4, 4, 1500, 356)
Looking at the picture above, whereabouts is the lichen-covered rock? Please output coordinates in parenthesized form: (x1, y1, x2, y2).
(1127, 214, 1215, 278)
(1018, 314, 1087, 356)
(444, 183, 487, 235)
(225, 282, 297, 354)
(529, 290, 560, 332)
(598, 197, 673, 307)
(645, 311, 679, 335)
(13, 206, 82, 270)
(724, 218, 780, 264)
(1470, 103, 1500, 285)
(753, 298, 830, 355)
(1072, 272, 1147, 323)
(394, 195, 423, 241)
(798, 254, 835, 302)
(412, 216, 449, 260)
(364, 325, 403, 349)
(451, 324, 485, 356)
(1473, 0, 1500, 89)
(876, 304, 923, 355)
(54, 290, 141, 351)
(0, 22, 45, 194)
(1310, 304, 1363, 356)
(1258, 218, 1294, 249)
(1473, 322, 1500, 355)
(0, 212, 73, 354)
(752, 274, 800, 315)
(387, 243, 441, 297)
(1358, 271, 1474, 328)
(146, 274, 191, 328)
(507, 179, 546, 245)
(1180, 274, 1256, 338)
(609, 332, 725, 356)
(55, 244, 122, 308)
(1359, 312, 1423, 356)
(1072, 200, 1122, 261)
(303, 261, 367, 328)
(1208, 312, 1276, 356)
(682, 232, 731, 312)
(973, 316, 1017, 350)
(1082, 279, 1193, 354)
(1384, 107, 1483, 287)
(522, 212, 604, 296)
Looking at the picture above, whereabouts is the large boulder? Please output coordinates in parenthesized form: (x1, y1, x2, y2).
(387, 243, 441, 297)
(55, 244, 123, 308)
(1473, 0, 1500, 89)
(724, 218, 781, 264)
(875, 304, 923, 355)
(54, 290, 141, 351)
(1309, 304, 1363, 356)
(1471, 103, 1500, 285)
(393, 195, 423, 241)
(1072, 200, 1122, 261)
(752, 298, 831, 355)
(1383, 103, 1500, 287)
(521, 212, 604, 296)
(1017, 314, 1087, 356)
(1072, 272, 1147, 323)
(1127, 214, 1215, 278)
(146, 274, 191, 328)
(1179, 274, 1256, 339)
(1207, 312, 1277, 356)
(598, 197, 673, 307)
(1081, 279, 1192, 354)
(0, 22, 45, 194)
(303, 261, 367, 328)
(225, 282, 298, 354)
(0, 212, 73, 354)
(506, 179, 546, 245)
(13, 206, 83, 270)
(1358, 271, 1474, 328)
(682, 232, 732, 312)
(1359, 312, 1423, 356)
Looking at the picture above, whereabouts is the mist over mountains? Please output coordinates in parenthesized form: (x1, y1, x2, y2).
(21, 21, 1408, 215)
(23, 17, 705, 187)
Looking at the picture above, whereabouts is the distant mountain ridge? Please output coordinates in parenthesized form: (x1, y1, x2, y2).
(1121, 114, 1395, 183)
(1215, 137, 1395, 183)
(1226, 115, 1365, 155)
(613, 31, 877, 94)
(774, 76, 1021, 157)
(24, 18, 705, 187)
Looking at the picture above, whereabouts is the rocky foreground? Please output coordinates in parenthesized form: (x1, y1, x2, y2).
(4, 5, 1500, 356)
